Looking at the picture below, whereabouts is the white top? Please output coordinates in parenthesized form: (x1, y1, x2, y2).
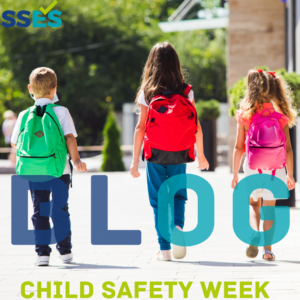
(137, 89, 194, 107)
(11, 98, 78, 175)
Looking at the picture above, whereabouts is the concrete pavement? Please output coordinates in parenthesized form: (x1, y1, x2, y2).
(0, 162, 300, 299)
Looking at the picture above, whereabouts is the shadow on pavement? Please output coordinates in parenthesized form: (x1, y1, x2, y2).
(57, 263, 139, 270)
(171, 261, 277, 267)
(277, 260, 300, 264)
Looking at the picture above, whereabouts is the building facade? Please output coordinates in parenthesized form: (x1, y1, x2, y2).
(227, 0, 286, 169)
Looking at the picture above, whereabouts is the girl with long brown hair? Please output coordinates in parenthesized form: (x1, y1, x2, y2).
(130, 42, 209, 261)
(232, 69, 296, 261)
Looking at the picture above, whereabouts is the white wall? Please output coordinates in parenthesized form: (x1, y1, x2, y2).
(122, 103, 138, 145)
(217, 103, 229, 137)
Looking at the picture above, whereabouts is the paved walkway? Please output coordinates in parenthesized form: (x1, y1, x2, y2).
(0, 163, 300, 299)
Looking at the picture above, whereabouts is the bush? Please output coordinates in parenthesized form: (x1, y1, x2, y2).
(195, 99, 221, 122)
(100, 110, 125, 172)
(228, 77, 246, 117)
(229, 67, 300, 117)
(276, 68, 300, 114)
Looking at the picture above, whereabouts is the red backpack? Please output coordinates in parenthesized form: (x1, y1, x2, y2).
(143, 84, 198, 165)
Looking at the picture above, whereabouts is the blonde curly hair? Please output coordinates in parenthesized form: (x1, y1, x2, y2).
(239, 69, 297, 127)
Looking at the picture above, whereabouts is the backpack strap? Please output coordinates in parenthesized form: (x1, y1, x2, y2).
(35, 105, 47, 117)
(47, 103, 73, 187)
(20, 107, 32, 129)
(68, 154, 73, 188)
(47, 103, 60, 108)
(258, 168, 276, 181)
(183, 83, 192, 96)
(271, 111, 283, 121)
(250, 112, 261, 122)
(158, 83, 192, 97)
(16, 107, 32, 145)
(161, 90, 181, 96)
(271, 169, 276, 181)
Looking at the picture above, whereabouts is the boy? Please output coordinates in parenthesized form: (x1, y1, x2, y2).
(11, 67, 87, 266)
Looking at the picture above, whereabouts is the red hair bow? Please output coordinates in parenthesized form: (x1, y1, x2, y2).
(268, 71, 276, 78)
(257, 69, 263, 73)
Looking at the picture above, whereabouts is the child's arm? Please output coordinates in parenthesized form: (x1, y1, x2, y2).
(283, 125, 295, 190)
(192, 98, 209, 170)
(64, 134, 87, 172)
(11, 112, 24, 148)
(231, 122, 245, 189)
(130, 105, 148, 178)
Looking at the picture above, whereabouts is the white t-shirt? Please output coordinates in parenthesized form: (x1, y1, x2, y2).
(11, 98, 78, 175)
(137, 89, 194, 107)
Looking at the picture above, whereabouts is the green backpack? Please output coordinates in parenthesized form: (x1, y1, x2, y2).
(16, 104, 67, 177)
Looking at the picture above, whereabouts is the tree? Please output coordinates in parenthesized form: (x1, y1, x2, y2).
(0, 70, 12, 151)
(100, 109, 125, 172)
(168, 29, 227, 102)
(0, 0, 165, 146)
(0, 0, 227, 146)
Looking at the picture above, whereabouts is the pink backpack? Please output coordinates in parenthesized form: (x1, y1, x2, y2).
(246, 109, 286, 177)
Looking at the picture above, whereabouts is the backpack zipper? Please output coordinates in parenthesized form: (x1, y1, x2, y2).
(20, 153, 56, 159)
(249, 146, 283, 149)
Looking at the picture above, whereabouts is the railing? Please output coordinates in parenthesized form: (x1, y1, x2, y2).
(0, 148, 11, 153)
(0, 145, 134, 153)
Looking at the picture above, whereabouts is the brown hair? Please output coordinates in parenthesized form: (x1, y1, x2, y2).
(266, 72, 297, 127)
(29, 67, 57, 98)
(239, 69, 297, 127)
(135, 42, 185, 106)
(239, 70, 268, 119)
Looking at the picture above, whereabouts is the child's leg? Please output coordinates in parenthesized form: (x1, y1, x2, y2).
(244, 161, 261, 231)
(167, 164, 187, 229)
(146, 162, 170, 250)
(30, 186, 52, 254)
(51, 174, 72, 253)
(246, 197, 262, 258)
(249, 197, 261, 231)
(262, 199, 276, 259)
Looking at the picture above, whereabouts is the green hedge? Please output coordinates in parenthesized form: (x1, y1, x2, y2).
(195, 99, 221, 122)
(229, 67, 300, 117)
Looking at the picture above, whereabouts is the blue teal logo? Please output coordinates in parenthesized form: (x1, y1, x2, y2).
(158, 174, 215, 247)
(233, 174, 290, 247)
(1, 1, 62, 28)
(11, 175, 141, 246)
(11, 174, 290, 248)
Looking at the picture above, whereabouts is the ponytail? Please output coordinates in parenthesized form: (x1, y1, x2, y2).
(267, 72, 297, 127)
(239, 69, 268, 120)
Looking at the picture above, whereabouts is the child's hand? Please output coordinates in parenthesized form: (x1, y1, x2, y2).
(231, 175, 239, 189)
(197, 153, 209, 170)
(287, 174, 295, 190)
(130, 160, 140, 178)
(73, 160, 87, 172)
